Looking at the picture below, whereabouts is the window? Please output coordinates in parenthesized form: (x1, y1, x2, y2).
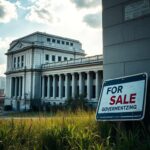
(62, 41, 65, 45)
(64, 57, 67, 61)
(52, 55, 55, 61)
(57, 40, 60, 44)
(52, 39, 56, 43)
(58, 56, 61, 61)
(70, 43, 73, 46)
(66, 42, 69, 45)
(47, 38, 50, 42)
(17, 57, 20, 68)
(45, 54, 49, 61)
(14, 57, 16, 68)
(21, 55, 24, 67)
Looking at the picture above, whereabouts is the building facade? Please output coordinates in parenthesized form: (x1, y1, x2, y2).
(5, 32, 103, 111)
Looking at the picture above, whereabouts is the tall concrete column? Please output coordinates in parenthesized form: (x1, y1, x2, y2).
(72, 73, 76, 98)
(19, 77, 21, 98)
(47, 76, 50, 98)
(96, 71, 100, 100)
(87, 72, 91, 100)
(65, 74, 69, 99)
(15, 77, 17, 97)
(53, 75, 56, 98)
(79, 72, 83, 95)
(22, 76, 24, 99)
(42, 76, 45, 98)
(59, 74, 62, 99)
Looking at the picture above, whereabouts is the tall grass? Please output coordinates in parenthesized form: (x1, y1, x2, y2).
(0, 110, 150, 150)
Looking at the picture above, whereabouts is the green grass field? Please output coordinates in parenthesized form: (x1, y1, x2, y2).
(0, 110, 150, 150)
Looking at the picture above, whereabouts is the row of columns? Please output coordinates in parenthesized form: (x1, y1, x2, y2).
(11, 77, 23, 98)
(42, 71, 102, 100)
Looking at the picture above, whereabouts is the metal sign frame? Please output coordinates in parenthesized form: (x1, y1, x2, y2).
(96, 73, 148, 121)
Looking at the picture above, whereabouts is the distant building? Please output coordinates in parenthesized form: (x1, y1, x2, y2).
(5, 32, 103, 111)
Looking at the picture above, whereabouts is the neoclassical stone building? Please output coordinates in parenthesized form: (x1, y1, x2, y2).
(5, 32, 103, 111)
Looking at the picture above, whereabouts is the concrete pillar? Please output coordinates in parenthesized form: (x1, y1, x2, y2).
(19, 77, 21, 98)
(96, 71, 100, 100)
(15, 77, 17, 97)
(42, 76, 45, 98)
(79, 72, 83, 95)
(59, 74, 62, 99)
(72, 73, 76, 98)
(65, 74, 69, 99)
(22, 76, 24, 99)
(53, 75, 56, 98)
(47, 76, 50, 98)
(87, 72, 91, 100)
(49, 76, 53, 97)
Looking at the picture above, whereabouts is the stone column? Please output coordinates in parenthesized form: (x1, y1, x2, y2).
(22, 76, 24, 99)
(42, 76, 45, 98)
(53, 75, 56, 98)
(96, 71, 100, 100)
(79, 72, 83, 95)
(47, 76, 50, 98)
(19, 77, 21, 98)
(72, 73, 75, 98)
(65, 74, 69, 99)
(59, 74, 62, 99)
(87, 72, 91, 100)
(15, 77, 17, 97)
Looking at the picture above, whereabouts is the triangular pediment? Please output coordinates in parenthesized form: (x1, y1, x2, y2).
(9, 40, 32, 52)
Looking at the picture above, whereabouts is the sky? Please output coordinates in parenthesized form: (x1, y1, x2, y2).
(0, 0, 102, 76)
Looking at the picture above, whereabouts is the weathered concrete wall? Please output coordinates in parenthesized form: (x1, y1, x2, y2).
(102, 0, 150, 80)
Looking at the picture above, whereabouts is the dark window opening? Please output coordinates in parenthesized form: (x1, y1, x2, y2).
(64, 57, 67, 61)
(21, 56, 24, 67)
(45, 54, 49, 61)
(57, 40, 60, 44)
(58, 56, 61, 61)
(17, 57, 20, 68)
(14, 57, 16, 68)
(62, 41, 65, 44)
(52, 39, 56, 43)
(70, 43, 73, 46)
(52, 55, 55, 61)
(47, 38, 50, 42)
(66, 42, 69, 45)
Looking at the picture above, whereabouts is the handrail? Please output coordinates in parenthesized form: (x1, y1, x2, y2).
(42, 55, 103, 69)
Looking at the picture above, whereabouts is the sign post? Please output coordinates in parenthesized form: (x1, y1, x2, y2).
(96, 73, 148, 121)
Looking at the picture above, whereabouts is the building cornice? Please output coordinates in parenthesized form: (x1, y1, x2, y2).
(5, 45, 85, 56)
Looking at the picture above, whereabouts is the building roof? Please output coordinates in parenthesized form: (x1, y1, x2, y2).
(10, 31, 81, 45)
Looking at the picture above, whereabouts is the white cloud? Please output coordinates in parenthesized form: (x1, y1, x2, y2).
(0, 37, 14, 76)
(83, 11, 102, 28)
(71, 0, 101, 9)
(26, 0, 59, 25)
(0, 0, 17, 23)
(0, 64, 6, 76)
(0, 37, 14, 65)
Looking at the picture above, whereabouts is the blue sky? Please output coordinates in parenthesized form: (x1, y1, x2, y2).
(0, 0, 102, 76)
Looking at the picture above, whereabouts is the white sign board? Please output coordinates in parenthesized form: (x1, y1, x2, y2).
(96, 73, 148, 121)
(125, 0, 150, 21)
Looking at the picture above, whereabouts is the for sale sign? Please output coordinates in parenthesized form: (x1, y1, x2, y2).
(96, 73, 148, 121)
